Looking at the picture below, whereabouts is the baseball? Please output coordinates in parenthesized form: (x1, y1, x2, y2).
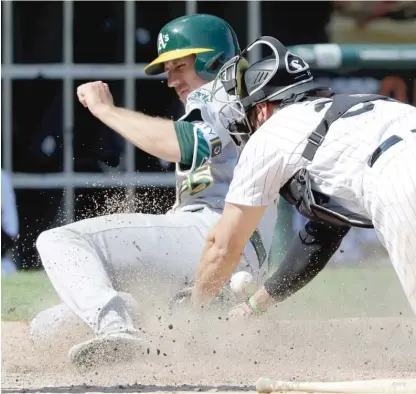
(230, 271, 257, 298)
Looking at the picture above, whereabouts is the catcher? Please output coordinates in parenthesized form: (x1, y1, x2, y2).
(191, 36, 416, 317)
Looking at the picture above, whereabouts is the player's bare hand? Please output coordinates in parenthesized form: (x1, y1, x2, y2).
(169, 286, 193, 311)
(77, 81, 114, 118)
(227, 301, 254, 319)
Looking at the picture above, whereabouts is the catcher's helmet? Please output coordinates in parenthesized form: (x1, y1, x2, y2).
(213, 36, 330, 136)
(144, 14, 241, 81)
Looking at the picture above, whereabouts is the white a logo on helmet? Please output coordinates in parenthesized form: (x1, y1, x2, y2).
(158, 33, 170, 51)
(285, 52, 309, 74)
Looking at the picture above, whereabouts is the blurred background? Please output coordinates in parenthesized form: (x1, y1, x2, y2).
(1, 1, 416, 276)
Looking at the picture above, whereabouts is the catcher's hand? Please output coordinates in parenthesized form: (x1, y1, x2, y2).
(168, 286, 194, 311)
(168, 283, 238, 313)
(227, 301, 255, 319)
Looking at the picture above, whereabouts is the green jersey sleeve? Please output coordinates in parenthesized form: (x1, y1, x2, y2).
(174, 120, 223, 173)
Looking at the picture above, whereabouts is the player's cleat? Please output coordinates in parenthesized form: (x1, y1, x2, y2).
(68, 330, 145, 370)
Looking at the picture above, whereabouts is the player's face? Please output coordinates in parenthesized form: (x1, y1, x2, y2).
(165, 56, 206, 104)
(249, 103, 277, 130)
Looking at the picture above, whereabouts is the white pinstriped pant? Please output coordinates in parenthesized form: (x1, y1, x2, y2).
(362, 126, 416, 315)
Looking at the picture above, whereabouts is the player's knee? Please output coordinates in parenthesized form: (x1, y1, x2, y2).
(36, 228, 56, 253)
(36, 229, 51, 254)
(36, 226, 73, 253)
(30, 304, 91, 348)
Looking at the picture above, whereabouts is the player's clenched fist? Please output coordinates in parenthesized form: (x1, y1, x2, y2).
(77, 81, 114, 118)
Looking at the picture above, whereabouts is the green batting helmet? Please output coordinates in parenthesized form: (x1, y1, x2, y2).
(144, 14, 241, 81)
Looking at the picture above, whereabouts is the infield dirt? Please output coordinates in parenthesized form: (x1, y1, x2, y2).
(2, 302, 416, 393)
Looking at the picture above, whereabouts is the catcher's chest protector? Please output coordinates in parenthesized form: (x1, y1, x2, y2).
(280, 93, 395, 228)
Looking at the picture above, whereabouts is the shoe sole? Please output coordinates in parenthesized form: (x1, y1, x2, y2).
(69, 336, 144, 370)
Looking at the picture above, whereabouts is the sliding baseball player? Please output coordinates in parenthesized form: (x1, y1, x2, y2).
(29, 16, 277, 369)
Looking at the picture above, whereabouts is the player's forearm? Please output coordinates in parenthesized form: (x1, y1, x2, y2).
(263, 220, 350, 303)
(95, 105, 181, 162)
(193, 241, 241, 308)
(193, 203, 264, 308)
(245, 221, 350, 313)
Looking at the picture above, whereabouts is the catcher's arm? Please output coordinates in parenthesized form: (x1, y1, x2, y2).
(230, 220, 350, 316)
(192, 202, 267, 308)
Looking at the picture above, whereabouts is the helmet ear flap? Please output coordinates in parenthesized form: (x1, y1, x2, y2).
(235, 58, 249, 97)
(206, 51, 225, 73)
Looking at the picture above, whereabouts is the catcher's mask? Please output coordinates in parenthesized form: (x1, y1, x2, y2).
(212, 36, 330, 138)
